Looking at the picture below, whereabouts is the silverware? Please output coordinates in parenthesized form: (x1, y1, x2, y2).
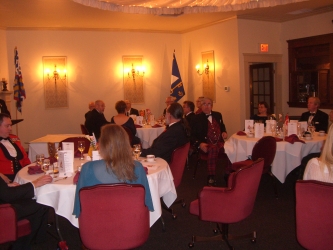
(54, 177, 67, 182)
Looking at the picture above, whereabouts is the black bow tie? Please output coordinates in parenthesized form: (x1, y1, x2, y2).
(206, 114, 212, 118)
(0, 137, 9, 141)
(310, 113, 315, 116)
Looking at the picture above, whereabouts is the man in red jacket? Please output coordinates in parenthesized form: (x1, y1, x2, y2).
(0, 113, 30, 181)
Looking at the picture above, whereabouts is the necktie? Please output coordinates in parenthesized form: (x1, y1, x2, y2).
(0, 137, 9, 141)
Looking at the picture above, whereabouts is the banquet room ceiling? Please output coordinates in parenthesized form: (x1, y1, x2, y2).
(0, 0, 332, 33)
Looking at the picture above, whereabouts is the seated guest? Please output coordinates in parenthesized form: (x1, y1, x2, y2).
(73, 124, 154, 217)
(162, 96, 176, 116)
(297, 109, 333, 179)
(195, 96, 205, 114)
(299, 97, 328, 132)
(191, 97, 231, 185)
(303, 124, 333, 183)
(84, 100, 109, 140)
(0, 173, 52, 249)
(124, 99, 139, 116)
(141, 103, 190, 163)
(0, 99, 10, 117)
(183, 100, 195, 127)
(84, 101, 95, 119)
(111, 100, 141, 145)
(0, 113, 30, 181)
(250, 101, 271, 124)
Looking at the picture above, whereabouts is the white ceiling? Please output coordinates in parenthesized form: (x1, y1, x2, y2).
(0, 0, 332, 33)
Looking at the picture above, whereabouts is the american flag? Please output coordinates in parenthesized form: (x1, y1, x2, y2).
(13, 47, 26, 113)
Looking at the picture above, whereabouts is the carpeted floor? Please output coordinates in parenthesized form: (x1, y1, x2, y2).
(31, 155, 304, 250)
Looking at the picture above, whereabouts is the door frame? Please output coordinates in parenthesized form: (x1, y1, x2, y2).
(243, 53, 283, 120)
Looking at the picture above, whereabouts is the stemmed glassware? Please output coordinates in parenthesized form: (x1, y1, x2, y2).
(133, 144, 142, 160)
(36, 154, 43, 166)
(308, 121, 315, 136)
(43, 159, 50, 172)
(78, 141, 85, 160)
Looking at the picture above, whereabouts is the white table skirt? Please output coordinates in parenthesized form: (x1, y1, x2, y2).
(14, 157, 176, 228)
(224, 132, 325, 183)
(28, 134, 85, 161)
(136, 126, 165, 149)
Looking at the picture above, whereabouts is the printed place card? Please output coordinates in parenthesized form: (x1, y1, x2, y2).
(62, 142, 74, 158)
(288, 122, 297, 136)
(58, 150, 74, 177)
(245, 120, 254, 134)
(254, 123, 264, 138)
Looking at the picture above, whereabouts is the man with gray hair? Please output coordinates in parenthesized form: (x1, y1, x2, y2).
(85, 100, 109, 140)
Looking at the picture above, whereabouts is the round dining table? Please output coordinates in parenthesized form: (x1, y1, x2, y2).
(136, 125, 165, 149)
(224, 132, 326, 183)
(14, 157, 176, 228)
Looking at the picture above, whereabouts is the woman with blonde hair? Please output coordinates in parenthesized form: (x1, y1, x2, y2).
(303, 124, 333, 183)
(73, 124, 154, 217)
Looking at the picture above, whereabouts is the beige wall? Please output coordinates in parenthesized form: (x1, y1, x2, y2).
(4, 30, 182, 145)
(1, 10, 333, 147)
(182, 18, 241, 136)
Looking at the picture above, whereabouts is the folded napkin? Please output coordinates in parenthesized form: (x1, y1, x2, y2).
(236, 131, 247, 136)
(28, 165, 44, 175)
(143, 167, 148, 174)
(73, 172, 80, 184)
(152, 124, 162, 128)
(135, 124, 142, 128)
(285, 134, 305, 144)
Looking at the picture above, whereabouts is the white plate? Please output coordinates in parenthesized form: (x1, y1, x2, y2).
(247, 134, 254, 138)
(304, 137, 313, 140)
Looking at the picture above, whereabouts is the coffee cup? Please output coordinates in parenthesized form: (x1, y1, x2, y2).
(147, 155, 155, 162)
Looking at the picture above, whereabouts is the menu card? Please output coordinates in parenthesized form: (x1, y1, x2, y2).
(92, 150, 102, 161)
(288, 122, 298, 136)
(62, 142, 74, 158)
(254, 123, 264, 138)
(266, 120, 277, 134)
(58, 150, 74, 177)
(136, 116, 143, 125)
(245, 120, 254, 134)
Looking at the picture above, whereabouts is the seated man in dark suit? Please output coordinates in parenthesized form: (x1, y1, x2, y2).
(141, 103, 190, 163)
(191, 97, 231, 185)
(299, 97, 329, 132)
(124, 99, 139, 116)
(0, 113, 31, 181)
(0, 99, 11, 117)
(0, 173, 52, 249)
(162, 96, 176, 116)
(84, 100, 109, 140)
(183, 100, 195, 127)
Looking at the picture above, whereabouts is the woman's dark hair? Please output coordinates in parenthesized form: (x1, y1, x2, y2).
(115, 100, 127, 114)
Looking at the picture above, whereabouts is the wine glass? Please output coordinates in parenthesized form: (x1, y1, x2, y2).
(36, 154, 43, 166)
(133, 144, 141, 160)
(54, 146, 61, 161)
(270, 124, 275, 136)
(78, 141, 85, 160)
(43, 158, 50, 172)
(308, 121, 315, 136)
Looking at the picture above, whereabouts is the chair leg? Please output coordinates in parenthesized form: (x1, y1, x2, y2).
(161, 199, 177, 219)
(193, 158, 200, 179)
(160, 216, 166, 232)
(268, 171, 278, 199)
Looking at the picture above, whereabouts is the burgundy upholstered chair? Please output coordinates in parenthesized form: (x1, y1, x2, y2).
(295, 180, 333, 250)
(59, 137, 90, 158)
(80, 124, 89, 135)
(232, 136, 277, 198)
(0, 204, 31, 246)
(79, 184, 150, 250)
(164, 142, 190, 219)
(188, 158, 264, 249)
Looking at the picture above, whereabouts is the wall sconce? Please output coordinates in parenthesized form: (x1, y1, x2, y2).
(196, 60, 209, 75)
(124, 63, 145, 82)
(45, 64, 67, 84)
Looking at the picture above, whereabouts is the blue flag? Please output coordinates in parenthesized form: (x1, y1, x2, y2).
(13, 47, 26, 113)
(170, 52, 185, 102)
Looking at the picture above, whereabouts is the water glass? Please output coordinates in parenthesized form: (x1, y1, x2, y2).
(43, 159, 50, 172)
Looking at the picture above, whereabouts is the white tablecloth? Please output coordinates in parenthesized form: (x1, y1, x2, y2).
(224, 132, 325, 183)
(28, 134, 85, 161)
(14, 157, 176, 228)
(136, 125, 165, 149)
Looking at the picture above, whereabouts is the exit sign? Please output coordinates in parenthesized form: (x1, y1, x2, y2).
(259, 43, 269, 53)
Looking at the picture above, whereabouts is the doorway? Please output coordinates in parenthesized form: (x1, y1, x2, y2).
(250, 63, 274, 117)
